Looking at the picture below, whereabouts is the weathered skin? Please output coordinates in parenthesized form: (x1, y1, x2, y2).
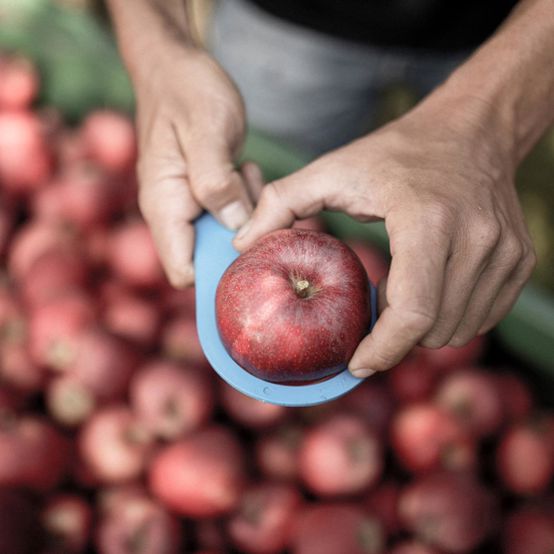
(216, 229, 370, 383)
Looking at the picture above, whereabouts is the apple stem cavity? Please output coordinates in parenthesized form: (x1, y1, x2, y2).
(293, 278, 314, 299)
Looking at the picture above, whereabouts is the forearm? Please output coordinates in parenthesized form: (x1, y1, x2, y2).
(105, 0, 194, 80)
(425, 0, 554, 165)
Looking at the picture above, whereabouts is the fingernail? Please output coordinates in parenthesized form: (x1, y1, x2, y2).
(219, 201, 249, 230)
(349, 368, 376, 378)
(235, 219, 252, 241)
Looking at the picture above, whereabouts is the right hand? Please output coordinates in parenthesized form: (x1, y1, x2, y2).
(134, 44, 263, 288)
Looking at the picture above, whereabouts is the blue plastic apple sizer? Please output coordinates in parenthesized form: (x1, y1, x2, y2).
(194, 213, 378, 408)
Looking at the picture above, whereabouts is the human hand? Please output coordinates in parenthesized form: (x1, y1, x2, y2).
(234, 93, 536, 376)
(133, 44, 263, 287)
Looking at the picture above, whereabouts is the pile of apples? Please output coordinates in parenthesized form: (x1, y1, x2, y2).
(0, 53, 553, 554)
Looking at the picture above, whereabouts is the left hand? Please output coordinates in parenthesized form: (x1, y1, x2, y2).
(233, 93, 536, 377)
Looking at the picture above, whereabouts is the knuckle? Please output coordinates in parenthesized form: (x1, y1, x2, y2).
(420, 334, 450, 349)
(449, 333, 472, 348)
(398, 305, 436, 335)
(473, 217, 501, 251)
(499, 234, 524, 268)
(193, 174, 235, 204)
(424, 202, 455, 231)
(521, 248, 538, 278)
(260, 182, 282, 206)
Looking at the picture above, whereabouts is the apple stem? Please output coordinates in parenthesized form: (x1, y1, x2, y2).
(294, 279, 311, 298)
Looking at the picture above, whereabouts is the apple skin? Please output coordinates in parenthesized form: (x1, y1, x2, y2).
(255, 424, 303, 482)
(95, 493, 182, 554)
(227, 482, 303, 554)
(216, 229, 371, 383)
(148, 426, 245, 518)
(495, 419, 554, 495)
(502, 505, 554, 554)
(293, 503, 385, 554)
(299, 413, 383, 497)
(391, 403, 477, 474)
(41, 494, 92, 554)
(435, 368, 504, 438)
(399, 472, 498, 553)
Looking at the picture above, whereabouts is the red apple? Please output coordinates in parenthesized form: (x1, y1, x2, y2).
(46, 374, 96, 427)
(293, 503, 385, 554)
(435, 368, 504, 437)
(149, 426, 245, 517)
(339, 379, 393, 438)
(0, 489, 42, 554)
(0, 284, 26, 342)
(216, 229, 370, 383)
(391, 403, 476, 474)
(161, 315, 208, 366)
(28, 290, 96, 370)
(0, 54, 39, 110)
(95, 494, 182, 554)
(496, 419, 553, 495)
(219, 381, 287, 430)
(103, 290, 160, 346)
(399, 472, 497, 553)
(502, 505, 554, 554)
(20, 248, 88, 308)
(364, 480, 401, 536)
(495, 372, 533, 423)
(107, 221, 164, 289)
(388, 355, 439, 405)
(41, 494, 92, 554)
(299, 413, 383, 496)
(416, 335, 485, 371)
(79, 405, 152, 483)
(227, 482, 303, 554)
(0, 416, 69, 491)
(345, 240, 389, 285)
(255, 424, 303, 481)
(32, 163, 119, 231)
(8, 219, 76, 279)
(0, 341, 43, 397)
(98, 483, 149, 515)
(67, 327, 137, 401)
(388, 541, 442, 554)
(130, 359, 214, 439)
(81, 110, 137, 174)
(0, 111, 52, 195)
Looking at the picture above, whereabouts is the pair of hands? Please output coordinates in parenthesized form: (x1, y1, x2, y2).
(135, 45, 535, 377)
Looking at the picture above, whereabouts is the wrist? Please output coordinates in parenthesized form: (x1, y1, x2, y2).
(106, 0, 196, 84)
(424, 0, 554, 165)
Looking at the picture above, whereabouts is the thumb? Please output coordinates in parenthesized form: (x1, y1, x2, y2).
(184, 135, 253, 230)
(233, 163, 331, 250)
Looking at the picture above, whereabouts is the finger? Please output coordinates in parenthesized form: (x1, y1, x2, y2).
(180, 133, 253, 230)
(233, 163, 338, 251)
(138, 125, 201, 288)
(348, 211, 451, 376)
(421, 217, 502, 347)
(477, 245, 536, 335)
(240, 161, 264, 203)
(448, 230, 524, 345)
